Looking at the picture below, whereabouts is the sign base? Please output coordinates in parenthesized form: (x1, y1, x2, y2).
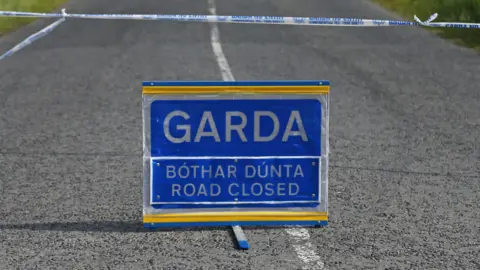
(143, 211, 328, 226)
(143, 213, 328, 250)
(143, 220, 328, 228)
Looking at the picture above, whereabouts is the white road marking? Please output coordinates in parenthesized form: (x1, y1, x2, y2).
(207, 0, 234, 82)
(206, 0, 326, 269)
(285, 228, 326, 269)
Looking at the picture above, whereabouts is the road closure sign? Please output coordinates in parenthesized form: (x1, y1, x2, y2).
(142, 81, 329, 228)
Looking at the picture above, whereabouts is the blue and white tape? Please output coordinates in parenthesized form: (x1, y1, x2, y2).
(0, 13, 65, 61)
(0, 10, 479, 29)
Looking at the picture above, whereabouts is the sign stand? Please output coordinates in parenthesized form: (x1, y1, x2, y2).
(142, 80, 330, 249)
(232, 225, 250, 249)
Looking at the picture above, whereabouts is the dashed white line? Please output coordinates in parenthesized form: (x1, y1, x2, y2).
(206, 0, 326, 269)
(207, 0, 234, 82)
(285, 228, 326, 269)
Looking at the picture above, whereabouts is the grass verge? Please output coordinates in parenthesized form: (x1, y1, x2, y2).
(0, 0, 67, 35)
(373, 0, 480, 50)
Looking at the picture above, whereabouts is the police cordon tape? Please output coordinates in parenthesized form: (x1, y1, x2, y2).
(0, 18, 65, 61)
(3, 9, 480, 28)
(0, 9, 479, 62)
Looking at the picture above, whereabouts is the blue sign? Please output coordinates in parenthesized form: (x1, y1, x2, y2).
(150, 99, 321, 157)
(151, 158, 320, 205)
(149, 99, 322, 208)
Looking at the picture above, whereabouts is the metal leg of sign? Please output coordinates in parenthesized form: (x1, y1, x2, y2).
(315, 220, 329, 228)
(232, 225, 250, 250)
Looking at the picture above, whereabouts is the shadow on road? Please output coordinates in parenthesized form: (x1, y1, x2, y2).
(0, 221, 296, 234)
(0, 221, 232, 233)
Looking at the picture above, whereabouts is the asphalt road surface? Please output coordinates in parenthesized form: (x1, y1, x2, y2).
(1, 0, 479, 269)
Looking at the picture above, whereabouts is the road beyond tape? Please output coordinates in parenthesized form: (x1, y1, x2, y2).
(0, 9, 478, 63)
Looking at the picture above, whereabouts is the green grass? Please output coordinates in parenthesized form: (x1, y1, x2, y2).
(373, 0, 480, 49)
(0, 0, 67, 35)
